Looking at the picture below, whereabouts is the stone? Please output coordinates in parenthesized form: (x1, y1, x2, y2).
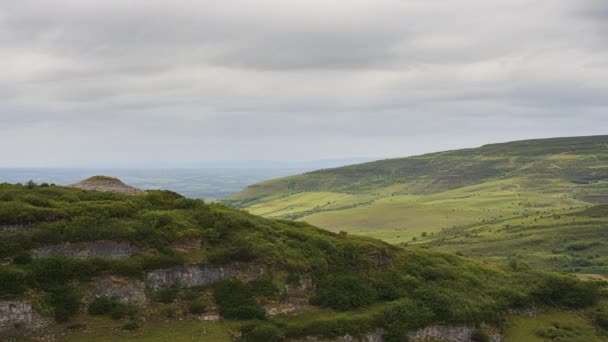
(0, 300, 51, 336)
(32, 240, 140, 259)
(89, 276, 148, 305)
(69, 176, 143, 194)
(146, 263, 263, 290)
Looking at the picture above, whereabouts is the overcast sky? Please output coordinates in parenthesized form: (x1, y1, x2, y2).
(1, 0, 607, 167)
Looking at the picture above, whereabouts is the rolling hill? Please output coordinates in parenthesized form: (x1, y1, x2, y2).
(226, 135, 608, 247)
(1, 179, 606, 341)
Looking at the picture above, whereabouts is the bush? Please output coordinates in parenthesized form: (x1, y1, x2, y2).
(242, 322, 282, 342)
(311, 274, 377, 311)
(213, 280, 265, 320)
(0, 267, 29, 298)
(471, 328, 490, 342)
(47, 285, 81, 322)
(188, 298, 208, 314)
(379, 298, 434, 342)
(155, 285, 180, 303)
(88, 297, 138, 320)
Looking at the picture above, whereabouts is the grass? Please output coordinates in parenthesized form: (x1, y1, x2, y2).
(228, 136, 608, 250)
(505, 311, 607, 342)
(33, 316, 234, 342)
(419, 205, 608, 273)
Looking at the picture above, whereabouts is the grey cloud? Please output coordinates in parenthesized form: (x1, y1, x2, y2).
(0, 0, 607, 167)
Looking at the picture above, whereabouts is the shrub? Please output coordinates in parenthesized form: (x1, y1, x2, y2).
(213, 279, 265, 320)
(88, 297, 138, 320)
(242, 322, 282, 342)
(155, 285, 180, 303)
(471, 328, 490, 342)
(0, 266, 29, 298)
(47, 285, 81, 322)
(188, 298, 208, 314)
(311, 274, 377, 311)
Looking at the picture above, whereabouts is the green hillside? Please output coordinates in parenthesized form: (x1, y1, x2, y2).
(1, 181, 606, 341)
(415, 204, 608, 274)
(226, 135, 608, 246)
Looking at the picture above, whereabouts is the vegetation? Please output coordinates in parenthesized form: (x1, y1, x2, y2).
(226, 135, 608, 248)
(0, 180, 605, 341)
(418, 204, 608, 273)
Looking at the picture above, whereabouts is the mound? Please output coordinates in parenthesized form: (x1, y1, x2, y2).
(70, 176, 144, 194)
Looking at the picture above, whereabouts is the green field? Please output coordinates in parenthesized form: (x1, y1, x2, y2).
(505, 310, 607, 342)
(416, 204, 608, 274)
(34, 317, 234, 342)
(227, 136, 608, 272)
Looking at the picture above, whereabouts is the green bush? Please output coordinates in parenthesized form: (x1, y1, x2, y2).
(471, 328, 490, 342)
(88, 297, 138, 320)
(0, 266, 29, 298)
(213, 279, 265, 320)
(155, 285, 180, 303)
(47, 285, 81, 322)
(311, 274, 377, 311)
(242, 322, 283, 342)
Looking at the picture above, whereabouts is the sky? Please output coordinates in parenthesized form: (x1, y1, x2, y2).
(1, 0, 607, 167)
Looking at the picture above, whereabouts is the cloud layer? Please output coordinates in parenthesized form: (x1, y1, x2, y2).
(1, 0, 607, 166)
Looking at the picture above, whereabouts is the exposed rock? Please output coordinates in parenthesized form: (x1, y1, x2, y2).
(146, 263, 264, 290)
(288, 329, 384, 342)
(89, 276, 148, 305)
(69, 176, 143, 194)
(265, 276, 313, 316)
(32, 240, 140, 259)
(0, 300, 51, 336)
(196, 313, 221, 321)
(265, 302, 307, 316)
(0, 224, 33, 232)
(408, 325, 502, 342)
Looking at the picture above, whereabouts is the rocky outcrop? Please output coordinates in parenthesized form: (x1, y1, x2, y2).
(408, 325, 502, 342)
(146, 263, 263, 290)
(32, 241, 140, 259)
(89, 276, 148, 305)
(0, 224, 33, 232)
(265, 276, 313, 316)
(289, 330, 384, 342)
(0, 301, 51, 336)
(69, 176, 143, 194)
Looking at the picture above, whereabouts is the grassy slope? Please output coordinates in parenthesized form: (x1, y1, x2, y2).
(2, 183, 605, 341)
(416, 205, 608, 274)
(226, 135, 608, 255)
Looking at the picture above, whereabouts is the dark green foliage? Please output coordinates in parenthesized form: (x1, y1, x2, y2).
(46, 285, 81, 322)
(311, 274, 377, 311)
(155, 285, 180, 303)
(188, 298, 208, 314)
(0, 181, 603, 337)
(528, 273, 599, 308)
(0, 267, 29, 298)
(88, 297, 139, 320)
(471, 328, 490, 342)
(379, 299, 434, 342)
(213, 279, 265, 320)
(242, 322, 283, 342)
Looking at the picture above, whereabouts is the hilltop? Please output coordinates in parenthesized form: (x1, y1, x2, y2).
(1, 180, 605, 341)
(69, 176, 144, 194)
(226, 135, 608, 244)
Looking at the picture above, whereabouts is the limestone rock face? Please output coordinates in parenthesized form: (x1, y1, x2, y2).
(146, 263, 263, 290)
(408, 325, 502, 342)
(69, 176, 143, 194)
(32, 241, 140, 259)
(0, 301, 51, 335)
(288, 330, 384, 342)
(89, 276, 148, 305)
